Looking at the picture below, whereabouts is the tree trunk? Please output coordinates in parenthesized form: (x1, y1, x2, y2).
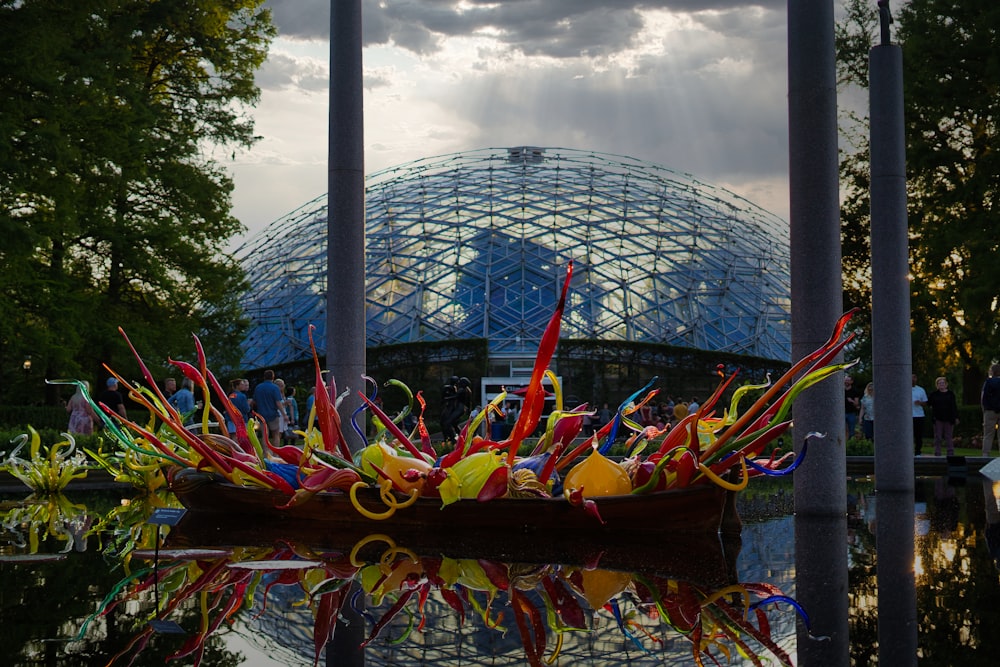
(962, 364, 985, 406)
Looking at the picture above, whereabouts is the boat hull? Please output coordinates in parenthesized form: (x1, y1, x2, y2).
(169, 471, 736, 539)
(165, 512, 740, 588)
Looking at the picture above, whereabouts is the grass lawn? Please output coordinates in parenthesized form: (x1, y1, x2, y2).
(915, 445, 994, 457)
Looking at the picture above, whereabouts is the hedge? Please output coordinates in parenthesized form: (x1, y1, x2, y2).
(0, 405, 71, 431)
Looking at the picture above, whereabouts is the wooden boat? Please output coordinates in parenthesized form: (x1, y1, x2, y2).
(169, 468, 742, 544)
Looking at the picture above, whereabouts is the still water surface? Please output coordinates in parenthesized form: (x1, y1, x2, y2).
(1, 475, 999, 666)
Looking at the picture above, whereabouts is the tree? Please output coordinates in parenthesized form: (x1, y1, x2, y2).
(836, 0, 1000, 401)
(0, 0, 275, 405)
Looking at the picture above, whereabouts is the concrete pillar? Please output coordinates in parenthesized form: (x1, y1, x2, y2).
(789, 3, 849, 664)
(788, 0, 845, 516)
(795, 516, 850, 667)
(870, 4, 918, 662)
(870, 36, 914, 492)
(327, 0, 366, 453)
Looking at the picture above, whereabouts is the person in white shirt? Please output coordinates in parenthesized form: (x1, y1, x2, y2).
(912, 375, 929, 455)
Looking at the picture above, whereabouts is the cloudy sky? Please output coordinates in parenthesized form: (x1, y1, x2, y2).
(227, 0, 806, 247)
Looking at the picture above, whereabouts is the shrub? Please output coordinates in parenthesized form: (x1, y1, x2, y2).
(0, 405, 68, 431)
(846, 435, 874, 456)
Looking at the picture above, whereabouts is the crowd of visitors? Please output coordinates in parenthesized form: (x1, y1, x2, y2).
(60, 362, 1000, 460)
(64, 369, 303, 447)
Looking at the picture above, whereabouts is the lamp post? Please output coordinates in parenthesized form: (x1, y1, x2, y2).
(22, 355, 32, 375)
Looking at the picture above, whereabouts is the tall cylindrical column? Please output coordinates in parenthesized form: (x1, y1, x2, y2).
(788, 0, 845, 516)
(789, 3, 849, 665)
(870, 6, 918, 661)
(327, 0, 366, 453)
(870, 41, 913, 492)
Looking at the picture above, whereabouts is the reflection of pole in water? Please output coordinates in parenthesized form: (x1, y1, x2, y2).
(795, 516, 849, 667)
(876, 491, 918, 665)
(329, 581, 366, 667)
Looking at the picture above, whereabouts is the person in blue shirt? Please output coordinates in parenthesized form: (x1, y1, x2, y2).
(226, 378, 252, 437)
(981, 363, 1000, 456)
(168, 378, 196, 423)
(253, 370, 287, 445)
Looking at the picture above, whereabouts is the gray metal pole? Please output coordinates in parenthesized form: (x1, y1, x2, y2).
(789, 3, 849, 665)
(875, 491, 918, 665)
(871, 3, 917, 663)
(327, 3, 368, 663)
(788, 0, 845, 516)
(870, 8, 914, 493)
(794, 516, 850, 667)
(328, 0, 366, 454)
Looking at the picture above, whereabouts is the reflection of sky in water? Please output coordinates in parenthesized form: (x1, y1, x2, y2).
(915, 500, 930, 537)
(739, 516, 795, 585)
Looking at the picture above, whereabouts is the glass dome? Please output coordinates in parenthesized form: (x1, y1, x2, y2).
(234, 147, 790, 370)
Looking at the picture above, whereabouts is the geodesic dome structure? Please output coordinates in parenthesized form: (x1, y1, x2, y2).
(234, 147, 791, 370)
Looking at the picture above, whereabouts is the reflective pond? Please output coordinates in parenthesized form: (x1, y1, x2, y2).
(2, 475, 999, 666)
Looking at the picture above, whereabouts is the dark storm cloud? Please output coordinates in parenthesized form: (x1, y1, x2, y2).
(265, 0, 783, 56)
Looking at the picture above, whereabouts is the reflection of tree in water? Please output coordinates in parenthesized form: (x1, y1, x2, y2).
(0, 490, 241, 667)
(929, 477, 960, 537)
(846, 481, 878, 667)
(914, 476, 1000, 666)
(0, 543, 241, 666)
(844, 476, 1000, 666)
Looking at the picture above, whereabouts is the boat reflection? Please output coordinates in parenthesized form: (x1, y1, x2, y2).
(72, 517, 803, 667)
(0, 488, 808, 665)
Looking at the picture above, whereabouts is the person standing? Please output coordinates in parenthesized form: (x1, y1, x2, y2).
(844, 375, 861, 437)
(912, 375, 929, 455)
(163, 377, 177, 401)
(491, 402, 506, 440)
(226, 378, 252, 437)
(596, 402, 612, 431)
(456, 377, 473, 423)
(66, 382, 97, 435)
(285, 385, 299, 441)
(505, 401, 519, 439)
(274, 378, 289, 436)
(99, 377, 128, 419)
(858, 382, 875, 442)
(927, 377, 959, 457)
(440, 376, 459, 445)
(981, 363, 1000, 456)
(168, 378, 196, 422)
(253, 370, 287, 445)
(639, 402, 654, 427)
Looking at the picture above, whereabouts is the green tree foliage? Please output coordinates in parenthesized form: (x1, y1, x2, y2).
(836, 0, 1000, 400)
(835, 0, 880, 381)
(0, 0, 275, 405)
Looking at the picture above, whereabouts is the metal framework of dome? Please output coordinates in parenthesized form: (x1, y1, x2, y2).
(234, 147, 791, 370)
